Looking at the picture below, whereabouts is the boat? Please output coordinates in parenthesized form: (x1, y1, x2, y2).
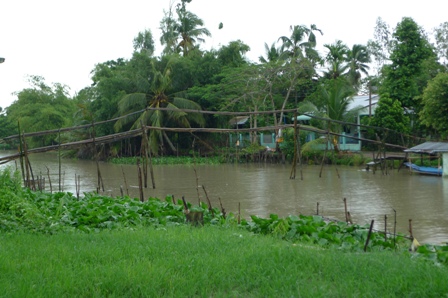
(403, 162, 442, 176)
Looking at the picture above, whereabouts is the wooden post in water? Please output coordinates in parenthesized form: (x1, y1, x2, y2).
(121, 166, 129, 196)
(384, 215, 387, 241)
(192, 139, 201, 205)
(91, 120, 104, 193)
(343, 198, 348, 223)
(144, 125, 156, 189)
(364, 220, 375, 252)
(58, 128, 62, 192)
(319, 123, 330, 178)
(289, 111, 298, 179)
(238, 202, 241, 224)
(393, 209, 397, 249)
(17, 121, 26, 186)
(45, 166, 52, 194)
(316, 202, 319, 215)
(409, 219, 413, 240)
(137, 159, 144, 202)
(140, 120, 149, 189)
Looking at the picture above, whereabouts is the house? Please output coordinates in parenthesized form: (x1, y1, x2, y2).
(294, 94, 380, 151)
(228, 116, 276, 149)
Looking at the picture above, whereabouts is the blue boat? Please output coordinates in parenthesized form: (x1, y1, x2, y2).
(403, 162, 442, 176)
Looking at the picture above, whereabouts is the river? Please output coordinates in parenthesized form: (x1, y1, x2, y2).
(2, 151, 447, 245)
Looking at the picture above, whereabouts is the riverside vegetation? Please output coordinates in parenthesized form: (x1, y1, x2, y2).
(1, 167, 447, 296)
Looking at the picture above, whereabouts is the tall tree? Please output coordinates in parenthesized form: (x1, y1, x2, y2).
(133, 29, 155, 57)
(433, 22, 448, 67)
(160, 0, 211, 57)
(323, 40, 349, 79)
(419, 72, 448, 138)
(259, 42, 282, 64)
(346, 44, 371, 89)
(6, 76, 75, 147)
(278, 24, 323, 63)
(380, 17, 434, 111)
(114, 57, 205, 154)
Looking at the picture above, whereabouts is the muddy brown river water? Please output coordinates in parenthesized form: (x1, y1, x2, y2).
(2, 151, 447, 245)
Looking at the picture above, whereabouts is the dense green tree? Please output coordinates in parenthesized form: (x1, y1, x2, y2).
(419, 72, 448, 138)
(367, 94, 410, 144)
(217, 40, 250, 68)
(380, 17, 434, 110)
(6, 76, 75, 147)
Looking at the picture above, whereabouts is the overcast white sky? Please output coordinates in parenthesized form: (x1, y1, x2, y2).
(0, 0, 446, 109)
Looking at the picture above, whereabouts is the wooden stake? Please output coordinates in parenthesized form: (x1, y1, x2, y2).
(202, 185, 214, 216)
(316, 202, 319, 215)
(121, 166, 129, 196)
(393, 209, 397, 249)
(218, 197, 226, 219)
(384, 215, 387, 241)
(343, 198, 348, 223)
(409, 219, 413, 240)
(290, 111, 298, 179)
(137, 159, 144, 202)
(364, 220, 375, 252)
(238, 202, 241, 224)
(45, 166, 52, 194)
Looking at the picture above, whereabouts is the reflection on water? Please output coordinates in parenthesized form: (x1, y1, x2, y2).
(1, 151, 447, 245)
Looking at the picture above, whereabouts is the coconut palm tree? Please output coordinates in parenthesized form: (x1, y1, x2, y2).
(114, 58, 205, 155)
(322, 41, 349, 79)
(159, 2, 211, 57)
(259, 42, 282, 64)
(175, 10, 211, 56)
(298, 78, 356, 152)
(346, 44, 371, 88)
(278, 24, 323, 62)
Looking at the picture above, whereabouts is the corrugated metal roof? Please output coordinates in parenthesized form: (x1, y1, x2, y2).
(404, 142, 448, 154)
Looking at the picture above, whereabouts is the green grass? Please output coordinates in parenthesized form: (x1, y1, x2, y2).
(1, 226, 447, 297)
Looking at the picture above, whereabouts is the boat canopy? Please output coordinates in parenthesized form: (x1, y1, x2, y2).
(404, 142, 448, 154)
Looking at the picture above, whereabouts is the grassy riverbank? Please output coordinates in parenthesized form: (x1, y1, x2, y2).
(2, 226, 448, 297)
